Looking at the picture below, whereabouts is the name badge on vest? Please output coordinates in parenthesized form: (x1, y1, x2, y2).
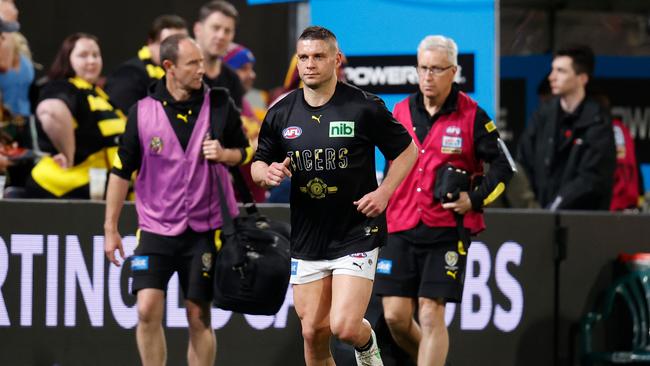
(441, 135, 462, 154)
(149, 137, 163, 154)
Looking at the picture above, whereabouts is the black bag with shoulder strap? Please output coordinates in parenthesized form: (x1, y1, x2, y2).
(207, 86, 291, 242)
(229, 165, 291, 241)
(209, 87, 291, 315)
(212, 174, 291, 315)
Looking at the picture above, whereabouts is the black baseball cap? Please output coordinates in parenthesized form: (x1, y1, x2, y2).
(0, 18, 20, 33)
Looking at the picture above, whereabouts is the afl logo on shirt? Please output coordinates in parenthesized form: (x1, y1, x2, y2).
(283, 126, 302, 139)
(446, 126, 461, 135)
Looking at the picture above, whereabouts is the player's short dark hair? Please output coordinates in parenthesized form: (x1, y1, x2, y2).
(554, 45, 595, 78)
(298, 26, 337, 43)
(147, 14, 187, 43)
(160, 34, 191, 65)
(197, 0, 238, 23)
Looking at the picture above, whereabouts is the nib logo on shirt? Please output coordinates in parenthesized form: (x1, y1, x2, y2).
(329, 121, 355, 137)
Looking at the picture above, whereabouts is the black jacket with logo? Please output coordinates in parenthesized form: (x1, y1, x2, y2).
(518, 96, 615, 210)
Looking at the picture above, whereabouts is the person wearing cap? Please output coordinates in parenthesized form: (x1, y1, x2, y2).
(224, 43, 266, 202)
(223, 43, 263, 129)
(105, 14, 188, 112)
(224, 43, 256, 94)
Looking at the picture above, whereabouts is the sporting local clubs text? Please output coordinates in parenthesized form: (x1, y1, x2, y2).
(0, 235, 523, 332)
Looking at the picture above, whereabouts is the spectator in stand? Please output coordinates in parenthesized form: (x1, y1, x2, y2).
(0, 14, 20, 178)
(610, 116, 641, 211)
(193, 0, 245, 108)
(591, 92, 643, 211)
(0, 0, 34, 119)
(105, 14, 188, 112)
(0, 27, 36, 191)
(224, 43, 266, 202)
(224, 43, 268, 118)
(518, 45, 615, 210)
(0, 0, 16, 24)
(25, 33, 126, 199)
(0, 31, 34, 117)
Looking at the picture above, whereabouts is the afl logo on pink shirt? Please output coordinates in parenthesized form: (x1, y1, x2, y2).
(283, 126, 302, 139)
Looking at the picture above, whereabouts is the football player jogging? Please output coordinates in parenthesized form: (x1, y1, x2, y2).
(251, 26, 417, 366)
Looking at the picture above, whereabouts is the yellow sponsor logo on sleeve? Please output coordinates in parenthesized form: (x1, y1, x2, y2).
(483, 182, 506, 207)
(112, 153, 123, 170)
(242, 146, 254, 165)
(485, 120, 496, 133)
